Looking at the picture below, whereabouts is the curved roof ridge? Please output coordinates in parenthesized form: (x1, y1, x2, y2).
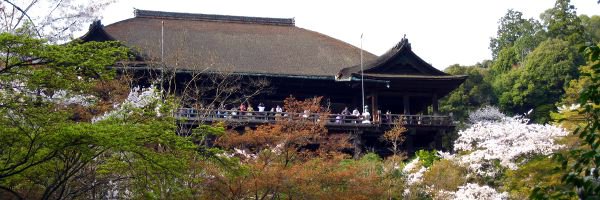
(336, 38, 450, 80)
(79, 20, 116, 42)
(134, 9, 295, 26)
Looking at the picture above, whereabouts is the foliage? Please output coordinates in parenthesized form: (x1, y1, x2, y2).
(580, 15, 600, 44)
(490, 9, 544, 61)
(200, 97, 413, 199)
(439, 64, 495, 121)
(0, 32, 201, 199)
(495, 38, 581, 122)
(503, 156, 576, 200)
(382, 121, 407, 156)
(422, 159, 469, 197)
(540, 0, 586, 46)
(550, 43, 600, 199)
(415, 150, 439, 168)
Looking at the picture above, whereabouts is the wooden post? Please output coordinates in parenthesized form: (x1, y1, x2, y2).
(352, 130, 363, 159)
(432, 93, 439, 116)
(403, 95, 410, 115)
(371, 92, 378, 121)
(405, 128, 416, 153)
(435, 130, 444, 150)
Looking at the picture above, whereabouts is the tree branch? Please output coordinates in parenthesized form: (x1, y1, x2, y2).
(2, 0, 41, 37)
(0, 184, 24, 200)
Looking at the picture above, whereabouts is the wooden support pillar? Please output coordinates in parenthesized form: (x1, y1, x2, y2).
(405, 129, 416, 154)
(435, 130, 445, 150)
(352, 130, 363, 159)
(432, 93, 439, 116)
(403, 95, 410, 115)
(371, 92, 378, 117)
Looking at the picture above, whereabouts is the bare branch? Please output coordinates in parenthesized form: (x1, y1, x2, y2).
(2, 0, 41, 37)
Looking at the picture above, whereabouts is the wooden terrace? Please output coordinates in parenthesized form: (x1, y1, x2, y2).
(175, 108, 454, 130)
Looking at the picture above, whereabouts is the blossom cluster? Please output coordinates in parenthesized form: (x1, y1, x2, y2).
(451, 183, 508, 200)
(92, 86, 162, 122)
(467, 106, 505, 123)
(403, 158, 426, 185)
(403, 106, 568, 198)
(454, 109, 568, 175)
(557, 103, 581, 113)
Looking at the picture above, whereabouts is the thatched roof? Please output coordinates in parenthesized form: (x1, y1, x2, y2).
(82, 9, 377, 77)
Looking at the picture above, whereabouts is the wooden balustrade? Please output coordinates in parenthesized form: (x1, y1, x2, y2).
(174, 108, 454, 127)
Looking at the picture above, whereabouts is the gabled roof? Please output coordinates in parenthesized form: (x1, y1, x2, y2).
(337, 38, 462, 80)
(80, 9, 377, 77)
(79, 21, 115, 42)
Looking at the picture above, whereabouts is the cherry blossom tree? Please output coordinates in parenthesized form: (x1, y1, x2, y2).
(454, 106, 568, 177)
(0, 0, 115, 41)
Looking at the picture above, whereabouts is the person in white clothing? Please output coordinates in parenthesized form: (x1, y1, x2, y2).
(352, 108, 360, 116)
(362, 105, 371, 124)
(352, 108, 360, 123)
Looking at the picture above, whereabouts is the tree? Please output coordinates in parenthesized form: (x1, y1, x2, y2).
(0, 0, 114, 41)
(0, 32, 200, 199)
(439, 64, 495, 121)
(580, 14, 600, 44)
(490, 9, 544, 60)
(540, 0, 585, 46)
(381, 120, 407, 156)
(0, 33, 127, 182)
(547, 43, 600, 199)
(495, 38, 580, 122)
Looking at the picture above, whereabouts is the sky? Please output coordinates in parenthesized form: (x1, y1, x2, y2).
(99, 0, 600, 70)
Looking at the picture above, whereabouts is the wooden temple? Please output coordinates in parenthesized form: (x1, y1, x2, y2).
(80, 9, 467, 155)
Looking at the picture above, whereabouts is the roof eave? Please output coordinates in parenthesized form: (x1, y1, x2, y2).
(79, 20, 117, 42)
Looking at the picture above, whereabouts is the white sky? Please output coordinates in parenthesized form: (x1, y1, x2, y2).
(99, 0, 600, 70)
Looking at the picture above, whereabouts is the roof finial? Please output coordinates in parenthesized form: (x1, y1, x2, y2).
(89, 20, 103, 31)
(403, 34, 406, 39)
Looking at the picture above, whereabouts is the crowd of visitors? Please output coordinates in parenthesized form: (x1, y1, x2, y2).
(180, 102, 398, 124)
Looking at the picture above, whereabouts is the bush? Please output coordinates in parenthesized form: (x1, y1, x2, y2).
(423, 159, 469, 197)
(416, 150, 440, 167)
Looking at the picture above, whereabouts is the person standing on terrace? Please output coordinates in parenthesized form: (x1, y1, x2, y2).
(239, 103, 247, 112)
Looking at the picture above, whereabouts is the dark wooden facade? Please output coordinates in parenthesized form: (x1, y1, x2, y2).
(81, 10, 467, 155)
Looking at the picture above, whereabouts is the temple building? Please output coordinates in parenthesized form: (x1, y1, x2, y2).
(80, 9, 467, 155)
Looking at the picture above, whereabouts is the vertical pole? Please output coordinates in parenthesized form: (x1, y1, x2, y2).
(353, 130, 363, 159)
(360, 34, 365, 113)
(161, 21, 164, 62)
(372, 92, 378, 121)
(160, 21, 165, 97)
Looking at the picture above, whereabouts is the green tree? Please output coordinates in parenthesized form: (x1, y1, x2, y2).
(439, 64, 495, 121)
(580, 14, 600, 44)
(490, 9, 544, 61)
(532, 43, 600, 200)
(560, 43, 600, 199)
(540, 0, 585, 46)
(0, 33, 197, 199)
(495, 38, 580, 122)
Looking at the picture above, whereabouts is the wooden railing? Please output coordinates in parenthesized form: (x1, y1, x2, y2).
(175, 108, 454, 127)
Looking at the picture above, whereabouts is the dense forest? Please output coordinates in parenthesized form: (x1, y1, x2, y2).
(0, 0, 600, 199)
